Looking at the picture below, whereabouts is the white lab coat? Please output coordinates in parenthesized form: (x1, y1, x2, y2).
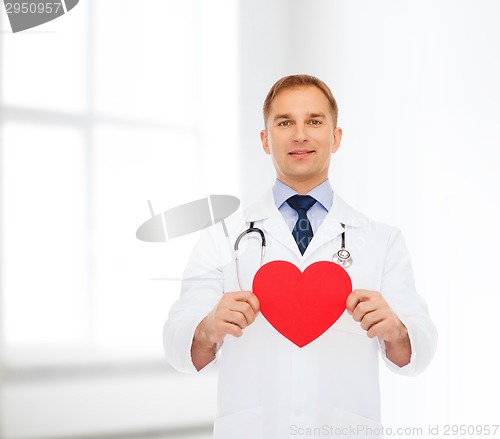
(164, 189, 437, 439)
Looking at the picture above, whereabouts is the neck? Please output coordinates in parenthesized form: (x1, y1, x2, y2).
(278, 177, 328, 195)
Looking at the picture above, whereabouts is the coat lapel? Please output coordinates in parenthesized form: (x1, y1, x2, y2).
(244, 190, 302, 259)
(243, 188, 367, 263)
(303, 191, 366, 259)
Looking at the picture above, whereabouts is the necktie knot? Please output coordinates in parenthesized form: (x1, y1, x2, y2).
(286, 195, 316, 213)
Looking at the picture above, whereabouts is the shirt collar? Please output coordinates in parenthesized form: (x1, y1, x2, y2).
(272, 178, 333, 212)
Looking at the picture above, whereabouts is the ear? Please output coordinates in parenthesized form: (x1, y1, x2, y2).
(331, 127, 342, 154)
(261, 130, 271, 155)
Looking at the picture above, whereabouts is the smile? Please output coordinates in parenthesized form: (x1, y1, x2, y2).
(289, 150, 315, 157)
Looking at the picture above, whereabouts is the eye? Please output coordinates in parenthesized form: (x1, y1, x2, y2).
(309, 119, 322, 125)
(278, 121, 292, 126)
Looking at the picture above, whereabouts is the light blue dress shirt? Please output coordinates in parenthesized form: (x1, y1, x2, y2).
(272, 178, 333, 234)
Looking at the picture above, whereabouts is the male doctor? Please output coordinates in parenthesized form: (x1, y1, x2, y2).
(164, 74, 437, 439)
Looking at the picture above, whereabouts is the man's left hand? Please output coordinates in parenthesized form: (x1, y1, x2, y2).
(346, 289, 411, 367)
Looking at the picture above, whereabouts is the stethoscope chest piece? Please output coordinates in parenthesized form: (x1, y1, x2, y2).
(332, 223, 353, 268)
(332, 248, 352, 268)
(233, 220, 353, 289)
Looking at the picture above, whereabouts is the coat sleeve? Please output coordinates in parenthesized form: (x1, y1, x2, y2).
(163, 226, 227, 373)
(378, 227, 438, 376)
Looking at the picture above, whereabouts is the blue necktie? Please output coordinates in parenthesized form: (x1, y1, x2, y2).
(286, 195, 316, 255)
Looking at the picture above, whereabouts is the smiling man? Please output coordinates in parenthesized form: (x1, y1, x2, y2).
(261, 81, 341, 195)
(164, 75, 437, 439)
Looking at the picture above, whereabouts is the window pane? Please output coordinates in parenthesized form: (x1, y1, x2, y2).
(1, 123, 87, 346)
(0, 2, 87, 113)
(92, 0, 196, 125)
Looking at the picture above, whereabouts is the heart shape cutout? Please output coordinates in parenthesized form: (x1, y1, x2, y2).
(252, 261, 352, 348)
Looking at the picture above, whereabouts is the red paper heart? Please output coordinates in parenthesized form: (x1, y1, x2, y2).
(252, 261, 352, 348)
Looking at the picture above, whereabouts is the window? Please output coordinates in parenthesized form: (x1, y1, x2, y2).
(1, 0, 239, 364)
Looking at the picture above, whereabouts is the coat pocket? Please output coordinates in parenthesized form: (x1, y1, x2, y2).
(330, 407, 383, 439)
(213, 406, 263, 439)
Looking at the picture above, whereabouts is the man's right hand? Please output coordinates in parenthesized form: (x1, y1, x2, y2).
(191, 291, 260, 370)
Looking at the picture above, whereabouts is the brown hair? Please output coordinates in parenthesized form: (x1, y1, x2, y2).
(263, 74, 339, 128)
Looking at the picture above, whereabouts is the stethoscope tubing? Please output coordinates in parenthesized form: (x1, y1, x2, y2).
(233, 221, 352, 290)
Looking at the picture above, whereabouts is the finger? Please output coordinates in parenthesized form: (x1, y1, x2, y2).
(346, 289, 382, 314)
(224, 290, 254, 301)
(207, 318, 242, 342)
(224, 290, 260, 314)
(351, 299, 379, 322)
(245, 293, 260, 314)
(346, 291, 359, 315)
(346, 289, 368, 314)
(366, 320, 387, 339)
(221, 308, 250, 330)
(229, 301, 258, 326)
(219, 321, 243, 338)
(360, 309, 386, 332)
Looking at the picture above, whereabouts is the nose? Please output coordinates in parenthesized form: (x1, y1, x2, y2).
(291, 124, 308, 143)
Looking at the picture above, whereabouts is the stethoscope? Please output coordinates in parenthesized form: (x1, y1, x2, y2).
(233, 221, 353, 290)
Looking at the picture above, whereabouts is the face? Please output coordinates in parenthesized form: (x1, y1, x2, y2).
(261, 85, 342, 192)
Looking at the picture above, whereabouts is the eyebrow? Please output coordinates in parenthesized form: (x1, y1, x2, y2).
(273, 113, 292, 121)
(308, 112, 327, 118)
(273, 112, 327, 121)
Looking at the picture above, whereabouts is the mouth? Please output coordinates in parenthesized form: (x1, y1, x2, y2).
(289, 150, 315, 158)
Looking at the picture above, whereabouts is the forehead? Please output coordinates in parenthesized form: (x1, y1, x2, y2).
(268, 85, 332, 117)
(267, 85, 333, 123)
